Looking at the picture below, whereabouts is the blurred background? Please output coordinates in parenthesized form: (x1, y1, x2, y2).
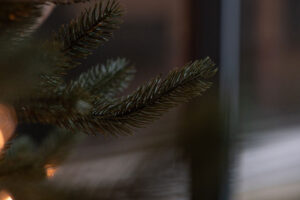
(18, 0, 300, 199)
(234, 0, 300, 200)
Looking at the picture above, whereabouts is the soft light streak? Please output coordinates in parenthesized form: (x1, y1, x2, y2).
(4, 196, 12, 200)
(0, 190, 13, 200)
(0, 130, 4, 150)
(0, 104, 17, 152)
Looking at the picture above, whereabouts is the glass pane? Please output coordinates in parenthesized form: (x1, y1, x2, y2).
(234, 1, 300, 199)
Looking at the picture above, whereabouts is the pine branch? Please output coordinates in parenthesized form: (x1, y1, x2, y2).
(68, 58, 135, 97)
(53, 0, 123, 68)
(88, 57, 217, 134)
(15, 58, 216, 135)
(0, 1, 218, 197)
(15, 87, 93, 126)
(24, 0, 124, 97)
(41, 0, 124, 92)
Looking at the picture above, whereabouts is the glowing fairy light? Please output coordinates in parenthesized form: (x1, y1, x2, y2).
(4, 196, 12, 200)
(0, 104, 17, 153)
(45, 164, 57, 178)
(0, 190, 14, 200)
(0, 130, 4, 151)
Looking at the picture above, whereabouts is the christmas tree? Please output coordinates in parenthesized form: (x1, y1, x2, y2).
(0, 0, 216, 199)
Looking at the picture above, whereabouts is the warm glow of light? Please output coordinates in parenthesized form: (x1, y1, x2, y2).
(45, 165, 57, 178)
(0, 130, 4, 150)
(0, 190, 13, 200)
(0, 104, 17, 153)
(4, 196, 12, 200)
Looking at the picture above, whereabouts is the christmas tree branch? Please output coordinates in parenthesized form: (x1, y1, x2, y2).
(53, 0, 123, 67)
(68, 58, 135, 97)
(89, 57, 217, 134)
(15, 58, 216, 135)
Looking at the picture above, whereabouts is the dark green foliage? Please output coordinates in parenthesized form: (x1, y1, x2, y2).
(54, 0, 123, 66)
(16, 57, 216, 135)
(68, 58, 135, 97)
(0, 0, 217, 142)
(42, 0, 124, 93)
(90, 58, 217, 134)
(0, 0, 217, 198)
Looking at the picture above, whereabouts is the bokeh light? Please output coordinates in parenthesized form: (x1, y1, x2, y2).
(45, 164, 57, 178)
(0, 104, 17, 152)
(0, 190, 13, 200)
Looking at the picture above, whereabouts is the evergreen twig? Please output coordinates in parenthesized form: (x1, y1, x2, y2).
(16, 58, 216, 135)
(68, 58, 135, 97)
(0, 0, 217, 194)
(89, 57, 217, 134)
(53, 0, 123, 68)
